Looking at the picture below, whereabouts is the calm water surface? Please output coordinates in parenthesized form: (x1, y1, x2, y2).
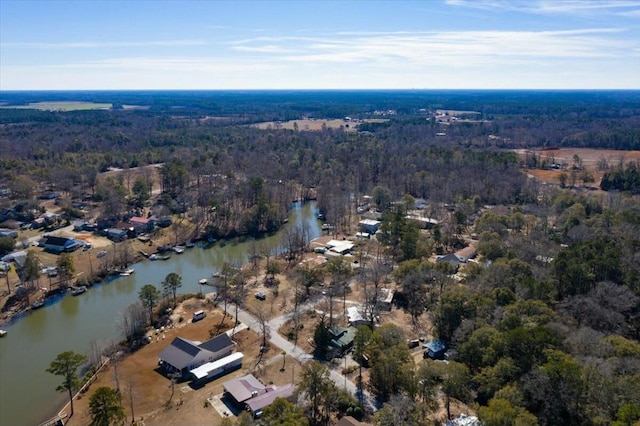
(0, 202, 320, 426)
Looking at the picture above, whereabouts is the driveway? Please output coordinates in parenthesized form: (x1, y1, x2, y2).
(226, 302, 378, 413)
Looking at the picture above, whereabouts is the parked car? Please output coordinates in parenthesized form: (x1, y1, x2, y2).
(97, 250, 107, 258)
(255, 292, 267, 301)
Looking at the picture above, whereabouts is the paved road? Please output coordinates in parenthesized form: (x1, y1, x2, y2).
(226, 302, 378, 413)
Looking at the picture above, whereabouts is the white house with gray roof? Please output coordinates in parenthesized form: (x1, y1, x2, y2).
(158, 333, 233, 377)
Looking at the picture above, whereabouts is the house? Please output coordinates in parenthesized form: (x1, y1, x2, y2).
(104, 228, 128, 242)
(223, 374, 267, 404)
(455, 245, 477, 263)
(158, 333, 233, 378)
(129, 216, 154, 233)
(436, 253, 464, 269)
(245, 383, 296, 417)
(41, 236, 83, 254)
(325, 240, 355, 256)
(406, 214, 440, 229)
(347, 306, 369, 327)
(0, 228, 18, 238)
(329, 326, 357, 353)
(39, 192, 60, 200)
(335, 416, 373, 426)
(423, 339, 447, 360)
(1, 250, 26, 268)
(377, 288, 394, 311)
(359, 219, 381, 234)
(73, 221, 96, 232)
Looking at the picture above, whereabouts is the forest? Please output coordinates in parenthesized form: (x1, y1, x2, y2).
(1, 90, 640, 426)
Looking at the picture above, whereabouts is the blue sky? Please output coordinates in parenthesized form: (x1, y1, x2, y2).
(1, 0, 639, 90)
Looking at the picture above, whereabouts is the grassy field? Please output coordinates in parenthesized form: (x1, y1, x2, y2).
(3, 101, 113, 111)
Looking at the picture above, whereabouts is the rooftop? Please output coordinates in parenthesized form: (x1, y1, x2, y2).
(223, 374, 266, 403)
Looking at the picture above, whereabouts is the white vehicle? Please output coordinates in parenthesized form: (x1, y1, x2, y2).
(192, 310, 206, 322)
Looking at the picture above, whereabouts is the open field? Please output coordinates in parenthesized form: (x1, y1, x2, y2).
(1, 101, 113, 111)
(251, 118, 388, 132)
(517, 148, 640, 186)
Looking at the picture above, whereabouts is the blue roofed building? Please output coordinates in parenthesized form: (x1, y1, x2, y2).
(423, 339, 447, 360)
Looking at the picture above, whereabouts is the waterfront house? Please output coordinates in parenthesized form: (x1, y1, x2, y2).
(42, 236, 83, 254)
(158, 333, 233, 378)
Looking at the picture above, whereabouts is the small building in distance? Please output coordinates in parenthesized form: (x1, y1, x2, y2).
(104, 228, 128, 242)
(129, 216, 154, 234)
(423, 339, 447, 360)
(359, 219, 381, 234)
(41, 236, 83, 254)
(0, 228, 18, 239)
(335, 416, 373, 426)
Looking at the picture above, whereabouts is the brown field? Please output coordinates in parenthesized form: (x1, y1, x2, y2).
(517, 148, 640, 186)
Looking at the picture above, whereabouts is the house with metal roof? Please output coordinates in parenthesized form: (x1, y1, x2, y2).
(158, 333, 233, 378)
(41, 236, 83, 254)
(223, 374, 267, 404)
(423, 339, 447, 360)
(245, 383, 296, 417)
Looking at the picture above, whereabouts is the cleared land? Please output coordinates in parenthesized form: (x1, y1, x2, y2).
(517, 148, 640, 186)
(2, 101, 113, 111)
(251, 118, 388, 132)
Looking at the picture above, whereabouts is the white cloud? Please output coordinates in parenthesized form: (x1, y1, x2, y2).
(0, 40, 206, 49)
(445, 0, 640, 15)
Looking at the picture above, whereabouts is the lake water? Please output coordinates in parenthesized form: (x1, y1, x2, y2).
(0, 202, 320, 426)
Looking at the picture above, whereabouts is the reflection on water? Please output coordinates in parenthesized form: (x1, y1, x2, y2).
(0, 202, 320, 426)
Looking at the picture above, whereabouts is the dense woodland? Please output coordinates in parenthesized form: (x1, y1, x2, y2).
(1, 91, 640, 426)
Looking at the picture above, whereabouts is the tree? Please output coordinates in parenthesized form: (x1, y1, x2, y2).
(161, 272, 182, 306)
(0, 237, 15, 257)
(57, 253, 75, 286)
(23, 249, 41, 296)
(298, 361, 335, 426)
(437, 361, 471, 420)
(138, 284, 160, 325)
(89, 386, 126, 426)
(325, 256, 352, 326)
(132, 177, 150, 206)
(367, 324, 413, 402)
(478, 398, 539, 426)
(313, 319, 332, 360)
(261, 397, 309, 426)
(46, 351, 87, 417)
